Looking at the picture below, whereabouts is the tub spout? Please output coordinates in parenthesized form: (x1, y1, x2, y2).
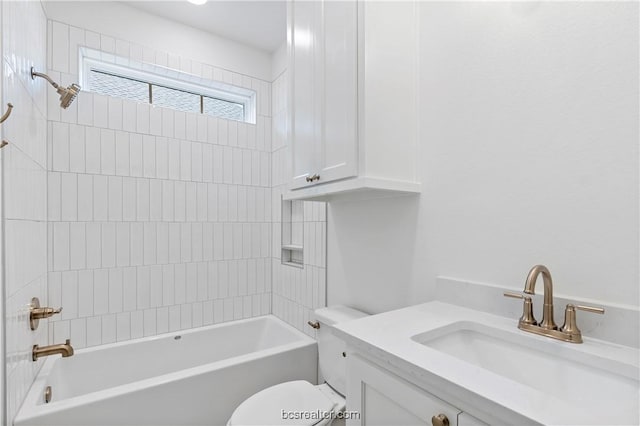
(33, 339, 74, 361)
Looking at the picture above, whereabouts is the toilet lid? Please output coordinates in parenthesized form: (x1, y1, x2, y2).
(228, 381, 337, 426)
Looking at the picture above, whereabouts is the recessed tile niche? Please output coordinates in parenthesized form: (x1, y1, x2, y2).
(281, 199, 304, 267)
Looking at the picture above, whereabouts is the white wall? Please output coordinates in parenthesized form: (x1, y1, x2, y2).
(271, 43, 287, 82)
(45, 17, 273, 349)
(328, 2, 639, 313)
(42, 1, 273, 81)
(1, 0, 48, 422)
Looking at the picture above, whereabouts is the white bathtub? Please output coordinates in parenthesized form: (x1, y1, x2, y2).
(14, 315, 317, 426)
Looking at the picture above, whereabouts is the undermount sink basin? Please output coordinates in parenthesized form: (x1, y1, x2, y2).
(412, 321, 639, 423)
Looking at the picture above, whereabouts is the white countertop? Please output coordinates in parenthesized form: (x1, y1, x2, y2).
(333, 301, 640, 425)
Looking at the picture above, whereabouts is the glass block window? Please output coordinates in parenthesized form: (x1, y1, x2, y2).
(203, 96, 244, 121)
(89, 71, 149, 103)
(152, 85, 201, 114)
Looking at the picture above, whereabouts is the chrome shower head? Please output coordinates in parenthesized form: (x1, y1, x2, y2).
(30, 67, 81, 109)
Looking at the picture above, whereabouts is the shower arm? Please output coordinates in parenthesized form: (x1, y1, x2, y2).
(30, 68, 60, 89)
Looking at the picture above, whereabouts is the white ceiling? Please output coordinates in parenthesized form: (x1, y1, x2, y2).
(125, 1, 286, 53)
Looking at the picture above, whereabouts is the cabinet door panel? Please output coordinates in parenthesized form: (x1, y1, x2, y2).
(290, 0, 320, 189)
(320, 0, 358, 184)
(364, 386, 429, 426)
(347, 355, 461, 426)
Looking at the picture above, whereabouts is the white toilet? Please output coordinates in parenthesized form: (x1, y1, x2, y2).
(227, 306, 368, 426)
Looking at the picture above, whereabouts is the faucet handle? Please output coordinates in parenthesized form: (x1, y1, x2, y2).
(30, 297, 63, 331)
(503, 292, 537, 326)
(575, 304, 605, 315)
(503, 291, 524, 299)
(560, 303, 604, 342)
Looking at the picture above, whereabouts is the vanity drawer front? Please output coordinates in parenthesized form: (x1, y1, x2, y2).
(347, 354, 461, 426)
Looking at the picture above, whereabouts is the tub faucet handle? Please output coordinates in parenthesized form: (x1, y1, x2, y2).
(307, 320, 320, 329)
(30, 297, 63, 330)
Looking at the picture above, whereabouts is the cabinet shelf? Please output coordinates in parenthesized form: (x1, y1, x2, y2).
(281, 261, 304, 269)
(284, 177, 421, 202)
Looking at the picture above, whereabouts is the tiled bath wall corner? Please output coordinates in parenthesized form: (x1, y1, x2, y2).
(2, 0, 48, 422)
(45, 19, 274, 350)
(270, 70, 327, 336)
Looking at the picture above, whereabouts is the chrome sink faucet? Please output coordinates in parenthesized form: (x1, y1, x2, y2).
(504, 265, 604, 343)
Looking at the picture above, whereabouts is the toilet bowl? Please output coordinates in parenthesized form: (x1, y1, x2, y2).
(227, 306, 368, 426)
(227, 381, 344, 426)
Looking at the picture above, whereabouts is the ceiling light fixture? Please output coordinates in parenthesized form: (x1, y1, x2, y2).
(187, 0, 207, 5)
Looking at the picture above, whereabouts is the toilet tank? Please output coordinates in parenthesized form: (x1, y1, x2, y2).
(314, 306, 368, 396)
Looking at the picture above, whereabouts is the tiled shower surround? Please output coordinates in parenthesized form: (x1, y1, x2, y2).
(47, 116, 274, 345)
(46, 19, 274, 348)
(44, 19, 326, 350)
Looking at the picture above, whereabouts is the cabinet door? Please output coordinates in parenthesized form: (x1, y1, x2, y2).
(289, 0, 358, 190)
(289, 0, 321, 189)
(347, 355, 461, 426)
(319, 0, 358, 184)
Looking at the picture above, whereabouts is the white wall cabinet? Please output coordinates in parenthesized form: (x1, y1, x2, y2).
(286, 1, 421, 201)
(288, 0, 358, 191)
(346, 354, 488, 426)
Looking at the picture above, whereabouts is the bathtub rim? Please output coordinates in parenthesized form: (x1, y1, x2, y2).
(15, 315, 316, 424)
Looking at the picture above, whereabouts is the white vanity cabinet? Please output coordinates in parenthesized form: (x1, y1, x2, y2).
(346, 354, 488, 426)
(286, 1, 421, 201)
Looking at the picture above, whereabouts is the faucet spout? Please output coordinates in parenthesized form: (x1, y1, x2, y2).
(32, 339, 74, 361)
(523, 265, 557, 330)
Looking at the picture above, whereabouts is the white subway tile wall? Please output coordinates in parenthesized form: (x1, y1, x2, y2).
(46, 19, 274, 350)
(270, 71, 327, 335)
(2, 0, 48, 422)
